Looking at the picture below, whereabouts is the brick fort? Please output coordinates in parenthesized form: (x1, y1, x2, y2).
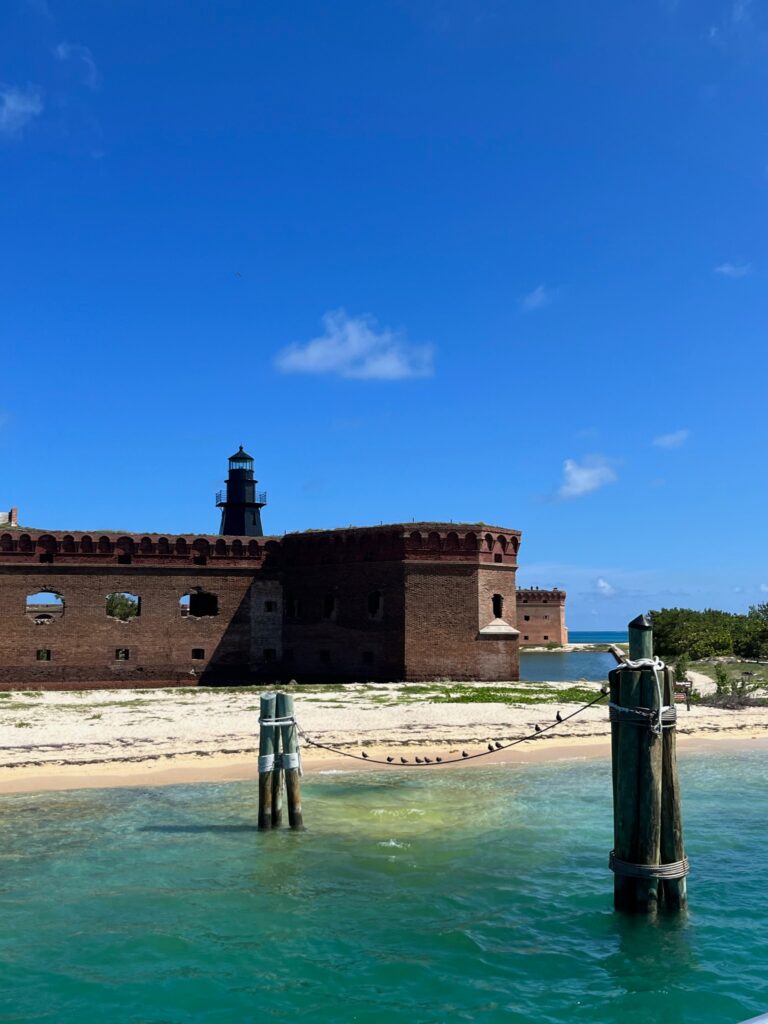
(0, 448, 567, 689)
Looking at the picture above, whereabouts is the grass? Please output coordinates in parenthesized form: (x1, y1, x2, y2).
(687, 660, 766, 683)
(430, 684, 601, 705)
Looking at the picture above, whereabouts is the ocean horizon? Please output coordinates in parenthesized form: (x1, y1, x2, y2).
(568, 630, 629, 644)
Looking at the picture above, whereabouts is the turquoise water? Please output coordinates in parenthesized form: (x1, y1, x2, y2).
(2, 750, 767, 1024)
(520, 650, 616, 682)
(568, 631, 629, 644)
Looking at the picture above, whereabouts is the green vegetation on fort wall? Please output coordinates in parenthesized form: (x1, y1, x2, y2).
(650, 605, 768, 661)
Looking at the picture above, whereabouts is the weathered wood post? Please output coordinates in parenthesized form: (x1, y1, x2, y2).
(276, 690, 304, 830)
(271, 716, 283, 829)
(609, 615, 688, 912)
(258, 691, 277, 830)
(661, 666, 688, 910)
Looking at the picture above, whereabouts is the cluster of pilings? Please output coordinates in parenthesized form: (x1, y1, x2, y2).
(609, 615, 688, 913)
(257, 691, 303, 830)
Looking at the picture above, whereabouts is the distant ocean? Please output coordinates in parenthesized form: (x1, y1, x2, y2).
(569, 630, 629, 644)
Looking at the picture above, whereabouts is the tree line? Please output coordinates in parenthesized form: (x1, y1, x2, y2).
(649, 605, 768, 661)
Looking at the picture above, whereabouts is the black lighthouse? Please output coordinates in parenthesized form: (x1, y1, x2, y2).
(216, 446, 267, 536)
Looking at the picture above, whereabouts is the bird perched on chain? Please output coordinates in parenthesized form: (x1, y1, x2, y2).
(436, 757, 443, 763)
(386, 756, 394, 763)
(400, 757, 408, 764)
(556, 711, 563, 723)
(415, 756, 424, 764)
(487, 743, 494, 752)
(534, 724, 542, 732)
(494, 741, 503, 749)
(462, 750, 469, 758)
(362, 751, 369, 759)
(424, 757, 432, 764)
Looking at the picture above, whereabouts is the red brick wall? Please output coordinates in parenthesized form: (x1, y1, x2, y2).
(404, 564, 519, 681)
(0, 523, 526, 687)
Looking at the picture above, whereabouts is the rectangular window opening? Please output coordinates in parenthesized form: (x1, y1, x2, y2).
(191, 648, 205, 660)
(36, 649, 51, 661)
(319, 650, 331, 665)
(264, 600, 276, 613)
(115, 648, 130, 661)
(263, 648, 277, 663)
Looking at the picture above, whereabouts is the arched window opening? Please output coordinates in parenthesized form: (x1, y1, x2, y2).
(1, 534, 13, 552)
(368, 591, 383, 619)
(323, 594, 338, 620)
(182, 590, 219, 617)
(98, 536, 111, 554)
(26, 591, 64, 620)
(80, 535, 93, 553)
(485, 533, 494, 551)
(106, 592, 141, 621)
(492, 593, 504, 619)
(62, 535, 76, 553)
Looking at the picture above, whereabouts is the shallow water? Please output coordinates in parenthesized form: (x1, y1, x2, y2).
(520, 650, 616, 682)
(1, 751, 767, 1024)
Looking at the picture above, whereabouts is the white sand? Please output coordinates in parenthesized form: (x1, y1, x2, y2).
(1, 679, 766, 793)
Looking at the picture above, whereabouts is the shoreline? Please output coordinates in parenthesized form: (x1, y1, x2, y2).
(2, 729, 767, 795)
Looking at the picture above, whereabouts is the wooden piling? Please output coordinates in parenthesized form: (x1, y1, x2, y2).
(610, 614, 688, 912)
(271, 719, 283, 829)
(660, 665, 688, 910)
(612, 615, 663, 913)
(276, 691, 304, 830)
(258, 692, 277, 830)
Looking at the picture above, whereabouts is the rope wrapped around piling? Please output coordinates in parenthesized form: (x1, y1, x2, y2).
(609, 850, 690, 880)
(611, 655, 668, 734)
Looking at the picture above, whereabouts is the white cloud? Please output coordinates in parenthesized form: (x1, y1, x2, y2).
(732, 0, 752, 24)
(760, 583, 768, 593)
(596, 577, 616, 597)
(521, 284, 555, 312)
(557, 456, 617, 499)
(714, 262, 751, 278)
(0, 84, 43, 136)
(653, 429, 690, 449)
(274, 309, 434, 381)
(54, 42, 99, 89)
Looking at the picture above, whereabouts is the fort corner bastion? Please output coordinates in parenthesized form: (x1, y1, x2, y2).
(0, 455, 567, 689)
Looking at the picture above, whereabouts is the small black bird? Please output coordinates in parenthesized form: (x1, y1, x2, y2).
(415, 756, 424, 764)
(494, 741, 503, 749)
(400, 757, 408, 764)
(534, 724, 542, 732)
(424, 757, 432, 764)
(462, 750, 469, 758)
(600, 685, 609, 695)
(487, 743, 494, 752)
(362, 751, 369, 759)
(556, 711, 563, 723)
(436, 757, 443, 763)
(386, 756, 394, 763)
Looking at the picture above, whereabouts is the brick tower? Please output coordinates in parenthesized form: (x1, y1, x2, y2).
(216, 446, 267, 537)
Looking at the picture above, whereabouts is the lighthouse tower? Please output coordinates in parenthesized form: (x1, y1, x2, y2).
(216, 446, 267, 536)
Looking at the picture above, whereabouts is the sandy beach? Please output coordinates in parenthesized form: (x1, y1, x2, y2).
(1, 674, 766, 794)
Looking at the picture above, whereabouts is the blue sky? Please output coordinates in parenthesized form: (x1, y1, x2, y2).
(2, 0, 766, 628)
